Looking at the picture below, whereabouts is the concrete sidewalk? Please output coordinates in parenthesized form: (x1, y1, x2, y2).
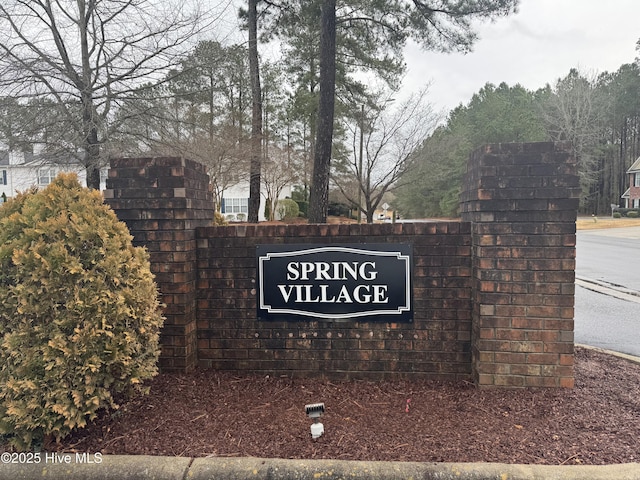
(1, 455, 640, 480)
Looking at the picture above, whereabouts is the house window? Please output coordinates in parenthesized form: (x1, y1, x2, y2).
(37, 168, 56, 186)
(222, 197, 249, 214)
(635, 173, 640, 187)
(0, 170, 6, 185)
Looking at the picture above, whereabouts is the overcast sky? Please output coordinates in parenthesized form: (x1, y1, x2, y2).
(402, 0, 640, 114)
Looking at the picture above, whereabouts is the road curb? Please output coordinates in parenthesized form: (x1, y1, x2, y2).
(577, 343, 640, 365)
(575, 276, 640, 303)
(2, 456, 640, 480)
(189, 457, 640, 479)
(0, 454, 191, 480)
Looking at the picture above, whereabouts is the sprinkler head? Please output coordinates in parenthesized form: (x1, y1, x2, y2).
(305, 403, 325, 419)
(305, 403, 325, 439)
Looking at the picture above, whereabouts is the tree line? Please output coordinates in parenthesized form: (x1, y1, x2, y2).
(396, 62, 640, 217)
(2, 1, 637, 221)
(0, 0, 519, 223)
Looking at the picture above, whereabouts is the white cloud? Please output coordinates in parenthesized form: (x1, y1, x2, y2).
(403, 0, 640, 113)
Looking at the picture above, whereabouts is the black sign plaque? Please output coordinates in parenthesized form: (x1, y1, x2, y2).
(256, 244, 412, 322)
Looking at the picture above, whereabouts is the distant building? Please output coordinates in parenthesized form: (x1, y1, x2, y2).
(220, 183, 293, 222)
(0, 150, 107, 201)
(621, 157, 640, 209)
(0, 149, 292, 221)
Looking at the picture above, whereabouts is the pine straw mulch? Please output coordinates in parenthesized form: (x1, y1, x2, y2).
(41, 347, 640, 465)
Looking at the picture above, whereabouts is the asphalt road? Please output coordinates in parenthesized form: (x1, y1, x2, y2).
(576, 226, 640, 290)
(575, 226, 640, 356)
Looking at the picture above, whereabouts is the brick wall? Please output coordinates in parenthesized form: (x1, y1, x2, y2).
(196, 222, 472, 380)
(460, 142, 580, 387)
(104, 157, 214, 372)
(104, 142, 579, 387)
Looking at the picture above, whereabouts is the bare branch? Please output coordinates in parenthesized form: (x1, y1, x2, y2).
(333, 85, 437, 223)
(0, 0, 229, 188)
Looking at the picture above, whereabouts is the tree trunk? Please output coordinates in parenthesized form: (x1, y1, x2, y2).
(248, 0, 262, 223)
(83, 126, 101, 189)
(308, 0, 336, 223)
(85, 157, 101, 190)
(79, 0, 101, 191)
(366, 210, 374, 224)
(83, 95, 101, 190)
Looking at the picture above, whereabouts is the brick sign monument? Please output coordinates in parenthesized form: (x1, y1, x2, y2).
(104, 142, 579, 388)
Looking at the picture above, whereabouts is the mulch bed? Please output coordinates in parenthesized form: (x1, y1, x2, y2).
(17, 347, 640, 465)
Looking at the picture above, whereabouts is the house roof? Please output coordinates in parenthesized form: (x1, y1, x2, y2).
(0, 150, 82, 167)
(628, 156, 640, 173)
(622, 188, 630, 199)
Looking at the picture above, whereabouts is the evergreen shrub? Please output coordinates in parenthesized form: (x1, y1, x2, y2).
(264, 200, 272, 221)
(295, 200, 308, 218)
(615, 208, 640, 217)
(276, 198, 300, 220)
(328, 201, 353, 219)
(0, 174, 164, 449)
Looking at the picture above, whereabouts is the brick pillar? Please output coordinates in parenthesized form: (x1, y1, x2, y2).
(104, 157, 214, 372)
(460, 142, 580, 388)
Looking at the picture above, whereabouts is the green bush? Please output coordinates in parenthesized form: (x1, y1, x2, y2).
(276, 198, 300, 220)
(613, 212, 622, 218)
(328, 201, 354, 219)
(0, 174, 164, 450)
(615, 208, 640, 217)
(264, 199, 272, 221)
(295, 200, 308, 218)
(627, 210, 638, 218)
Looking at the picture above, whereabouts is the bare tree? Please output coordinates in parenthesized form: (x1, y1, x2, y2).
(541, 69, 600, 209)
(333, 88, 436, 223)
(0, 0, 225, 189)
(261, 146, 298, 221)
(145, 125, 251, 213)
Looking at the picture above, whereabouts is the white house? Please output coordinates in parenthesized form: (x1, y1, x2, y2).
(220, 182, 293, 222)
(0, 150, 108, 201)
(1, 148, 293, 222)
